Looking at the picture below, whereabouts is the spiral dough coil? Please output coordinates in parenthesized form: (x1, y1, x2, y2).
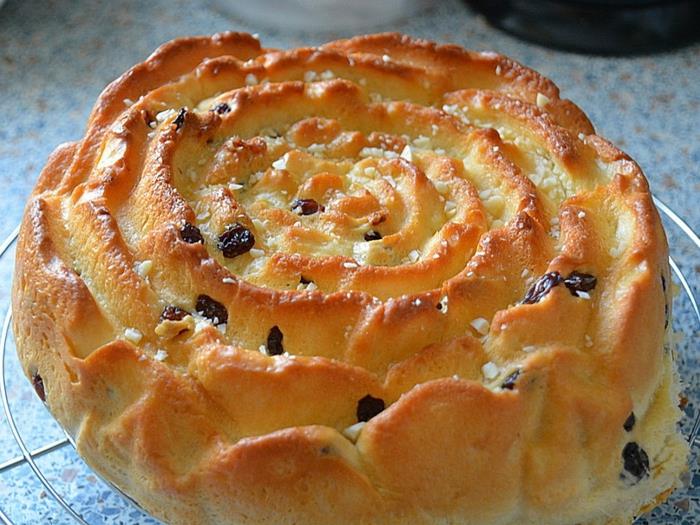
(12, 32, 687, 525)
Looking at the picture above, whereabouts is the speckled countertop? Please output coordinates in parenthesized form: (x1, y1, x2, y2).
(0, 0, 698, 524)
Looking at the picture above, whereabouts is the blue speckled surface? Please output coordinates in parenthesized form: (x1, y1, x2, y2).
(0, 0, 698, 523)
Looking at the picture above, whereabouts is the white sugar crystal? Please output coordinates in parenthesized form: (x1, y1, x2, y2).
(216, 323, 227, 334)
(303, 70, 317, 82)
(500, 323, 508, 331)
(433, 180, 449, 195)
(364, 166, 377, 177)
(124, 328, 143, 344)
(249, 248, 265, 258)
(576, 290, 591, 300)
(359, 147, 385, 158)
(495, 65, 502, 76)
(272, 154, 288, 170)
(383, 175, 396, 188)
(536, 92, 550, 108)
(155, 108, 177, 123)
(584, 335, 594, 348)
(194, 316, 213, 333)
(353, 242, 370, 264)
(307, 143, 326, 154)
(258, 344, 269, 355)
(400, 145, 413, 162)
(431, 124, 439, 135)
(123, 98, 135, 107)
(444, 200, 457, 214)
(442, 104, 460, 116)
(578, 132, 586, 141)
(578, 211, 586, 219)
(521, 268, 530, 278)
(382, 54, 391, 62)
(222, 277, 235, 284)
(229, 182, 244, 190)
(408, 249, 421, 263)
(470, 317, 490, 335)
(343, 421, 366, 442)
(245, 73, 258, 86)
(522, 345, 537, 353)
(412, 298, 423, 307)
(481, 361, 500, 380)
(343, 261, 359, 269)
(297, 280, 318, 292)
(320, 69, 335, 80)
(438, 295, 449, 313)
(135, 260, 153, 278)
(413, 135, 431, 148)
(154, 349, 168, 361)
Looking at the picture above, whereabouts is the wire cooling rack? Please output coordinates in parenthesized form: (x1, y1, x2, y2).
(0, 197, 698, 524)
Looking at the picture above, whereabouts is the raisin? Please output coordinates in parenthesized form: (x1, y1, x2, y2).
(357, 395, 385, 422)
(661, 274, 667, 292)
(217, 223, 255, 258)
(364, 230, 382, 241)
(522, 271, 563, 304)
(213, 102, 231, 114)
(291, 198, 324, 216)
(195, 295, 228, 325)
(180, 223, 204, 244)
(563, 271, 597, 296)
(501, 369, 521, 390)
(300, 276, 313, 285)
(266, 326, 285, 356)
(622, 442, 649, 482)
(173, 107, 186, 130)
(32, 372, 46, 402)
(623, 412, 636, 432)
(161, 305, 188, 322)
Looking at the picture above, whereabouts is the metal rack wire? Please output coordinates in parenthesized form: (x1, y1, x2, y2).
(0, 197, 698, 524)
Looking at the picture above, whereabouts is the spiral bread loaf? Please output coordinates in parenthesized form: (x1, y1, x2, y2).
(13, 32, 687, 524)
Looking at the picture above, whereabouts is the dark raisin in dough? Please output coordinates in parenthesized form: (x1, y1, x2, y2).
(563, 271, 597, 296)
(180, 223, 204, 244)
(291, 198, 324, 215)
(357, 395, 385, 422)
(213, 102, 231, 114)
(266, 326, 285, 356)
(161, 305, 188, 322)
(501, 370, 521, 390)
(522, 271, 563, 304)
(364, 230, 382, 241)
(217, 223, 255, 258)
(173, 107, 187, 130)
(195, 295, 228, 325)
(32, 372, 46, 402)
(622, 442, 650, 482)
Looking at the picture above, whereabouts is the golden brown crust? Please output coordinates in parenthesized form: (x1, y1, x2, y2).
(12, 32, 686, 524)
